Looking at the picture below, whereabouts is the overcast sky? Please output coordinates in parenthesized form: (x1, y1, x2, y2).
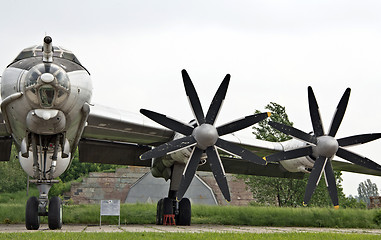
(1, 0, 381, 197)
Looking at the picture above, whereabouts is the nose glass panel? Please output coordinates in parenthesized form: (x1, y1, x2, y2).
(39, 86, 55, 107)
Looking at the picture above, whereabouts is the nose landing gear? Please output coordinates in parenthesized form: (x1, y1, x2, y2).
(25, 133, 66, 230)
(26, 180, 62, 230)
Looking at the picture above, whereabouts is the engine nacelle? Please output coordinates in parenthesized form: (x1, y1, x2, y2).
(150, 132, 196, 180)
(278, 139, 315, 173)
(150, 134, 317, 180)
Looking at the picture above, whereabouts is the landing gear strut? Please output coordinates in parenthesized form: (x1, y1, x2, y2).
(24, 133, 65, 230)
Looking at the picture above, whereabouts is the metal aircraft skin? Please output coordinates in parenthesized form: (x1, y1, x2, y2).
(1, 36, 380, 229)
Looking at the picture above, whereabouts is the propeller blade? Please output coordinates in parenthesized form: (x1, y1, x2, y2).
(265, 146, 313, 162)
(328, 88, 351, 137)
(269, 121, 317, 145)
(215, 138, 266, 165)
(217, 112, 270, 136)
(140, 109, 194, 135)
(182, 69, 205, 125)
(336, 147, 381, 171)
(176, 147, 203, 201)
(337, 133, 381, 147)
(140, 135, 197, 160)
(206, 146, 231, 202)
(303, 156, 327, 205)
(308, 86, 325, 137)
(323, 160, 339, 207)
(205, 74, 230, 125)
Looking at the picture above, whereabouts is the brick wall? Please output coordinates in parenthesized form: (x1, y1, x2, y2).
(197, 172, 254, 206)
(70, 167, 148, 204)
(69, 167, 255, 206)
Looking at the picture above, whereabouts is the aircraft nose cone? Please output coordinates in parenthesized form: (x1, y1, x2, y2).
(316, 136, 339, 158)
(193, 124, 219, 150)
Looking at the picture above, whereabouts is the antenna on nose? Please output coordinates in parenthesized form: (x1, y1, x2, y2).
(43, 36, 53, 63)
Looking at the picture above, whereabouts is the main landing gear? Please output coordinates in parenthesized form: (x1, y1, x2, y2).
(154, 163, 192, 226)
(156, 197, 191, 226)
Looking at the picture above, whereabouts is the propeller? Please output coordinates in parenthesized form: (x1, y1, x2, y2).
(140, 69, 269, 202)
(266, 86, 381, 208)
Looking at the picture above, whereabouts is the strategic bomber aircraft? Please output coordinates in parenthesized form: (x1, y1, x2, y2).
(1, 36, 381, 230)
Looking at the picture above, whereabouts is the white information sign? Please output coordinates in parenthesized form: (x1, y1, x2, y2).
(100, 200, 120, 226)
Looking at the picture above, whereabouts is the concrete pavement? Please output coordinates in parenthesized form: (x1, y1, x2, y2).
(0, 224, 380, 234)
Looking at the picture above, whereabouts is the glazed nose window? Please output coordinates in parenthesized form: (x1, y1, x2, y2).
(39, 85, 55, 107)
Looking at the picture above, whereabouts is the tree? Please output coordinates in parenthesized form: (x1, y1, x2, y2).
(59, 149, 123, 182)
(242, 102, 346, 207)
(252, 102, 293, 142)
(357, 179, 379, 205)
(0, 145, 28, 193)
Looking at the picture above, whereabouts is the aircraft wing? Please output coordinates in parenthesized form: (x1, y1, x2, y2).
(79, 104, 173, 166)
(78, 104, 303, 178)
(77, 104, 381, 178)
(331, 160, 381, 177)
(201, 156, 305, 179)
(225, 134, 381, 178)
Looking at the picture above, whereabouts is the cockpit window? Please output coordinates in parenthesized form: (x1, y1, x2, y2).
(55, 71, 70, 89)
(39, 85, 55, 107)
(14, 50, 34, 62)
(26, 69, 41, 87)
(25, 64, 70, 90)
(24, 63, 70, 108)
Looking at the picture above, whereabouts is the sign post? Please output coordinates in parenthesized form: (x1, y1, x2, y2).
(100, 200, 120, 227)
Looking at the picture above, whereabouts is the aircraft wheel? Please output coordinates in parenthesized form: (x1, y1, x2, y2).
(176, 198, 191, 226)
(48, 196, 62, 230)
(25, 196, 40, 230)
(156, 198, 164, 225)
(162, 197, 173, 215)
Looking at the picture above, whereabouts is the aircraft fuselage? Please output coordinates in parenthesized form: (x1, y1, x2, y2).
(1, 41, 92, 179)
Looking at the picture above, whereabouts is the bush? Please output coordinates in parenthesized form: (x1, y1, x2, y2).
(373, 210, 381, 225)
(0, 146, 28, 193)
(340, 196, 367, 209)
(49, 178, 82, 198)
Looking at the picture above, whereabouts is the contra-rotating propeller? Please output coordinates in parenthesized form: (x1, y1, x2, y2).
(140, 69, 269, 202)
(266, 86, 381, 208)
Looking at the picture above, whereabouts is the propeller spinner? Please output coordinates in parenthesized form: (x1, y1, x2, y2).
(140, 70, 269, 202)
(266, 86, 381, 208)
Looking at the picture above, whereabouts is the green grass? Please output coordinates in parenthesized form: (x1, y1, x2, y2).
(0, 232, 379, 240)
(192, 205, 381, 228)
(0, 188, 39, 205)
(1, 189, 381, 228)
(1, 202, 381, 228)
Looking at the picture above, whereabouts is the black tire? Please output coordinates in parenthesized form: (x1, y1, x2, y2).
(177, 198, 191, 226)
(162, 197, 173, 215)
(48, 196, 62, 230)
(156, 199, 164, 225)
(26, 196, 40, 230)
